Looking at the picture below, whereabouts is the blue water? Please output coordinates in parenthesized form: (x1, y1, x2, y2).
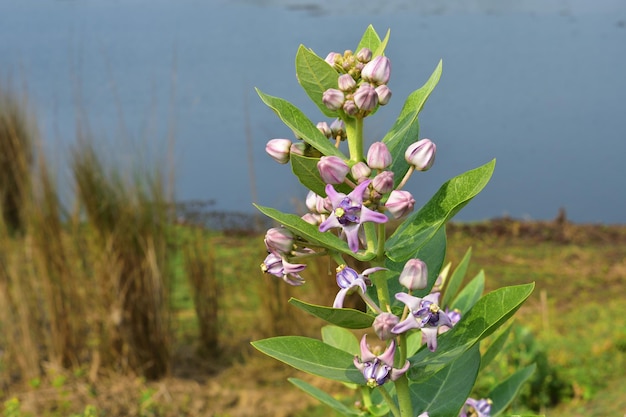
(1, 0, 625, 223)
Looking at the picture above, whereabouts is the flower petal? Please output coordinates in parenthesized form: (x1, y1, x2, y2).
(395, 292, 423, 311)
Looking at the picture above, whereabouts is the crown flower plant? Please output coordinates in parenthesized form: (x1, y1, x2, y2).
(253, 26, 540, 417)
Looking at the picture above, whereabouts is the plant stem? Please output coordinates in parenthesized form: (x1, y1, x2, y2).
(378, 386, 401, 417)
(345, 117, 364, 163)
(394, 374, 413, 417)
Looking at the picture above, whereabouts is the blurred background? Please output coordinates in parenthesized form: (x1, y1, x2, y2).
(1, 0, 625, 224)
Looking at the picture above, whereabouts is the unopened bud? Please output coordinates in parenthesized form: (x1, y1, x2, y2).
(322, 88, 345, 111)
(385, 190, 415, 219)
(330, 118, 346, 139)
(361, 56, 391, 85)
(325, 52, 341, 66)
(372, 171, 394, 194)
(375, 84, 392, 105)
(405, 139, 436, 171)
(290, 142, 305, 156)
(343, 99, 358, 116)
(302, 212, 322, 225)
(356, 47, 373, 63)
(367, 142, 392, 170)
(316, 121, 331, 138)
(351, 162, 372, 183)
(264, 227, 295, 254)
(399, 259, 428, 290)
(317, 156, 349, 184)
(266, 138, 292, 164)
(353, 84, 378, 111)
(373, 312, 399, 341)
(338, 74, 356, 92)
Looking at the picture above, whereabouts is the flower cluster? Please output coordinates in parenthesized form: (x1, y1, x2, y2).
(323, 49, 392, 117)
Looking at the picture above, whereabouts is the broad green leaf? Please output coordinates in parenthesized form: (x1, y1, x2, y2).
(411, 345, 481, 417)
(450, 269, 485, 314)
(256, 89, 345, 158)
(383, 61, 442, 189)
(289, 378, 360, 416)
(254, 204, 375, 261)
(372, 29, 390, 57)
(480, 321, 514, 372)
(321, 325, 360, 355)
(405, 331, 423, 358)
(290, 153, 352, 197)
(290, 298, 375, 329)
(441, 247, 472, 308)
(356, 25, 382, 55)
(489, 364, 537, 417)
(385, 159, 496, 262)
(251, 336, 363, 384)
(295, 45, 341, 117)
(408, 283, 534, 382)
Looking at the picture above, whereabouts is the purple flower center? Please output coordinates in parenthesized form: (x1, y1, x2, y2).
(362, 358, 392, 387)
(334, 198, 360, 226)
(336, 265, 359, 289)
(412, 301, 442, 327)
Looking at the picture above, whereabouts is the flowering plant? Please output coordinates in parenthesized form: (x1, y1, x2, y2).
(253, 26, 539, 417)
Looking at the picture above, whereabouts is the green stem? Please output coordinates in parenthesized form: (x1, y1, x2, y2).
(394, 374, 413, 417)
(345, 117, 364, 163)
(378, 386, 401, 417)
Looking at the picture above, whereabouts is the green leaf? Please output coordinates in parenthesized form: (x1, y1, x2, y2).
(405, 331, 423, 358)
(321, 325, 360, 355)
(372, 29, 391, 57)
(356, 25, 382, 55)
(383, 60, 442, 190)
(289, 378, 360, 416)
(251, 336, 363, 384)
(441, 247, 472, 308)
(290, 298, 375, 329)
(411, 345, 481, 417)
(450, 269, 485, 314)
(295, 45, 341, 117)
(480, 321, 514, 372)
(408, 283, 534, 382)
(489, 364, 537, 417)
(254, 204, 375, 261)
(290, 153, 352, 197)
(385, 159, 496, 262)
(256, 88, 346, 158)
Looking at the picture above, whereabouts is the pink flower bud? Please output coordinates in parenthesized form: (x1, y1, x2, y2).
(266, 138, 292, 164)
(290, 142, 305, 156)
(305, 191, 318, 212)
(361, 56, 391, 85)
(330, 118, 345, 138)
(338, 74, 356, 92)
(353, 84, 378, 111)
(375, 84, 392, 105)
(373, 312, 399, 341)
(356, 47, 373, 63)
(399, 259, 428, 290)
(325, 52, 341, 66)
(322, 88, 345, 111)
(301, 212, 322, 225)
(405, 139, 436, 171)
(317, 156, 349, 184)
(372, 171, 394, 194)
(316, 121, 331, 138)
(385, 190, 415, 219)
(264, 227, 295, 254)
(367, 142, 392, 170)
(351, 161, 372, 182)
(343, 99, 358, 116)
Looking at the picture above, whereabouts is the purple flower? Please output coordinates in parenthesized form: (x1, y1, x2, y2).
(392, 292, 453, 352)
(319, 180, 388, 252)
(353, 335, 409, 388)
(260, 252, 306, 286)
(399, 258, 428, 291)
(264, 227, 294, 254)
(459, 398, 492, 417)
(361, 56, 391, 85)
(333, 265, 385, 308)
(317, 156, 350, 184)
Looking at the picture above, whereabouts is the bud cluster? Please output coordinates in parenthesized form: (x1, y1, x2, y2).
(323, 48, 392, 118)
